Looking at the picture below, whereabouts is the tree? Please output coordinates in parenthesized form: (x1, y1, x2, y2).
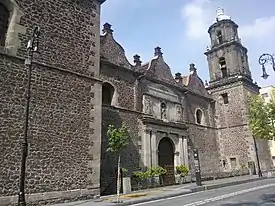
(107, 123, 129, 203)
(248, 93, 274, 140)
(266, 89, 275, 139)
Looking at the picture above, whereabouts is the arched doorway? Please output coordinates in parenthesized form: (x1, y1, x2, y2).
(158, 137, 175, 185)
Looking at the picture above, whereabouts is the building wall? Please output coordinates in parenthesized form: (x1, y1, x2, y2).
(185, 93, 220, 175)
(0, 0, 102, 204)
(260, 86, 275, 166)
(100, 106, 142, 195)
(100, 62, 143, 195)
(209, 82, 273, 171)
(211, 83, 253, 168)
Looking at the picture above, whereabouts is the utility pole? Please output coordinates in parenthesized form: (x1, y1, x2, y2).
(253, 136, 262, 177)
(193, 148, 202, 186)
(18, 26, 40, 206)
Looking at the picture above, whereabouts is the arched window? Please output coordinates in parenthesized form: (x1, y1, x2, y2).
(102, 82, 115, 105)
(217, 30, 223, 44)
(0, 3, 9, 46)
(219, 57, 228, 78)
(160, 102, 167, 120)
(195, 109, 203, 124)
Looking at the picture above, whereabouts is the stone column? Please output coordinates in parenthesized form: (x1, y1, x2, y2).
(151, 130, 157, 167)
(143, 129, 151, 168)
(174, 137, 181, 167)
(179, 136, 184, 165)
(183, 137, 189, 166)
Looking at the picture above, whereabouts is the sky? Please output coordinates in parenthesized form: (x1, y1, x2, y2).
(100, 0, 275, 87)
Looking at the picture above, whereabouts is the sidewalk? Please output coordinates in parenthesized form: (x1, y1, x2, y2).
(51, 175, 270, 206)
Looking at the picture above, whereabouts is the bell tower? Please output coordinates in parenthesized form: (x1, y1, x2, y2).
(204, 8, 272, 172)
(205, 8, 252, 82)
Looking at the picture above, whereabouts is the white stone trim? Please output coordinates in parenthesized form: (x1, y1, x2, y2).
(1, 0, 26, 56)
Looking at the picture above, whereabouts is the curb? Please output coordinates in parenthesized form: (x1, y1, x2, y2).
(115, 177, 267, 206)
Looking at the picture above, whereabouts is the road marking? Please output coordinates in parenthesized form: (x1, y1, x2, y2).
(184, 183, 275, 206)
(131, 183, 275, 206)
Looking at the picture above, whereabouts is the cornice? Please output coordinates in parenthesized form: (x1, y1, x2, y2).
(142, 116, 188, 130)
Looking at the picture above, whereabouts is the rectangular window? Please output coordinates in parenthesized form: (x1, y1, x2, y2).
(221, 93, 229, 104)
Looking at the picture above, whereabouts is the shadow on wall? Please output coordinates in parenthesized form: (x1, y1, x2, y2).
(100, 106, 141, 196)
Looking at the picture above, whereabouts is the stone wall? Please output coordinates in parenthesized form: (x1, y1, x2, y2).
(0, 0, 103, 205)
(100, 62, 136, 110)
(187, 124, 220, 176)
(0, 55, 101, 204)
(100, 106, 142, 195)
(184, 91, 220, 175)
(15, 0, 101, 77)
(210, 82, 273, 171)
(100, 61, 142, 195)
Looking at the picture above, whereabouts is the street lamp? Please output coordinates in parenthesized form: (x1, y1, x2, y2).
(258, 53, 275, 79)
(253, 136, 262, 177)
(18, 26, 40, 206)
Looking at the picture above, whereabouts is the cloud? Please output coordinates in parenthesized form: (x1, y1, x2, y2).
(181, 0, 215, 40)
(182, 0, 275, 43)
(239, 16, 275, 40)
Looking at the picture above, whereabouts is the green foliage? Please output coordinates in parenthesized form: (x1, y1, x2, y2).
(121, 167, 128, 173)
(176, 165, 189, 177)
(133, 171, 150, 180)
(121, 167, 130, 177)
(266, 89, 275, 139)
(248, 94, 274, 140)
(107, 122, 129, 153)
(133, 166, 167, 180)
(148, 166, 167, 176)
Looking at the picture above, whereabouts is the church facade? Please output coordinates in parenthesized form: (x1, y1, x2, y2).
(99, 9, 273, 194)
(0, 0, 272, 205)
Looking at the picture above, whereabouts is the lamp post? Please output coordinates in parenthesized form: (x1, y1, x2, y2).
(258, 53, 275, 79)
(253, 136, 262, 177)
(18, 26, 40, 206)
(193, 148, 202, 186)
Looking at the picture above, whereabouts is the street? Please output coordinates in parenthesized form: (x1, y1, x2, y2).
(132, 178, 275, 206)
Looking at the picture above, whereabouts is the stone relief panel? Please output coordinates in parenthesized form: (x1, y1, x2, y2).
(176, 104, 183, 122)
(147, 83, 178, 103)
(143, 95, 153, 115)
(145, 82, 183, 123)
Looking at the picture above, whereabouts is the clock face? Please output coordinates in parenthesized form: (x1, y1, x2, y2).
(217, 50, 224, 57)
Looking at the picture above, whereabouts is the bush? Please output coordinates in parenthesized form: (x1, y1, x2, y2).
(148, 166, 167, 177)
(133, 171, 150, 180)
(176, 165, 189, 177)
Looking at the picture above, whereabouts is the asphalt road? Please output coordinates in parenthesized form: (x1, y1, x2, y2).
(132, 178, 275, 206)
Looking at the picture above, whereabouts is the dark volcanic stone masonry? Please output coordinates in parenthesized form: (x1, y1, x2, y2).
(0, 0, 103, 205)
(0, 1, 273, 205)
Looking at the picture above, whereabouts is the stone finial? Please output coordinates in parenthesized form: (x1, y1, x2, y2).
(103, 22, 113, 34)
(175, 72, 183, 83)
(189, 63, 197, 72)
(154, 46, 163, 57)
(215, 7, 231, 22)
(133, 54, 142, 66)
(205, 80, 209, 87)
